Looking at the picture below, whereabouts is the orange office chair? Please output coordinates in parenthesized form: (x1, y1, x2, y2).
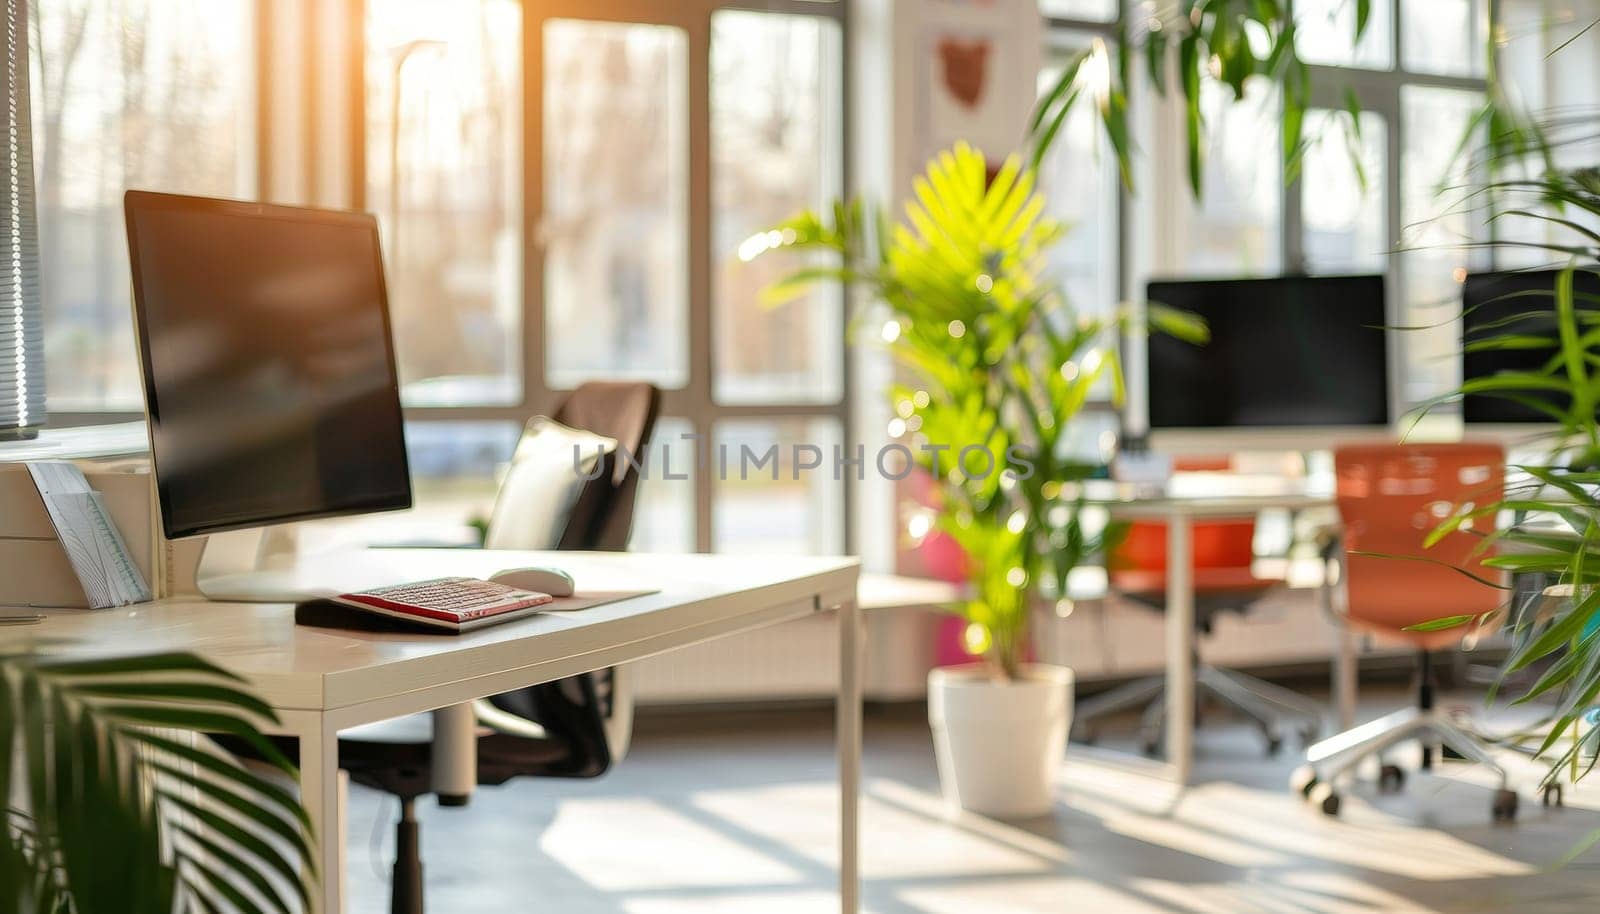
(1292, 443, 1515, 819)
(1075, 460, 1323, 756)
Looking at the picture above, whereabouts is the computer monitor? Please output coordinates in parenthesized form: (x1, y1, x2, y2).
(1145, 275, 1390, 434)
(1462, 267, 1600, 424)
(125, 191, 412, 540)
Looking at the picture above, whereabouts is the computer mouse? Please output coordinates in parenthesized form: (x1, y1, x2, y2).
(489, 566, 576, 597)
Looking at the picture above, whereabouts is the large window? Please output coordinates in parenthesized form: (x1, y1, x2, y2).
(1036, 13, 1123, 457)
(365, 0, 522, 408)
(1398, 86, 1486, 404)
(1301, 108, 1387, 275)
(363, 0, 849, 552)
(1302, 4, 1492, 412)
(1297, 0, 1394, 69)
(31, 0, 255, 414)
(711, 10, 843, 406)
(27, 0, 847, 553)
(1071, 0, 1494, 421)
(1176, 81, 1285, 278)
(1037, 33, 1119, 319)
(542, 18, 688, 390)
(1401, 0, 1487, 76)
(1493, 0, 1600, 266)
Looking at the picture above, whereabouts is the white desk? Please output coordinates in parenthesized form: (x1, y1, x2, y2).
(1082, 476, 1335, 783)
(856, 572, 961, 611)
(26, 549, 863, 914)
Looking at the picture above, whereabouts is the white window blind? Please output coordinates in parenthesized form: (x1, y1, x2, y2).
(1, 0, 42, 439)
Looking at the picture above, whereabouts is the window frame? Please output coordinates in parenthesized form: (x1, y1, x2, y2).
(1040, 9, 1124, 431)
(44, 0, 853, 557)
(350, 0, 852, 554)
(39, 0, 267, 426)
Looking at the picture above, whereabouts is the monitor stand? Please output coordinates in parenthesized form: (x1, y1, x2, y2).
(197, 562, 399, 603)
(189, 528, 532, 603)
(192, 528, 417, 602)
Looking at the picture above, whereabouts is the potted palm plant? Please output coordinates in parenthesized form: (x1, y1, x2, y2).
(1409, 165, 1600, 782)
(1395, 13, 1600, 789)
(1, 647, 314, 914)
(754, 143, 1202, 817)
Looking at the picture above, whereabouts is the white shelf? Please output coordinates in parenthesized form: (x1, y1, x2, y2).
(0, 422, 149, 462)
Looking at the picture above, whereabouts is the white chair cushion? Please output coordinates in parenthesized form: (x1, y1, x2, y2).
(484, 417, 617, 550)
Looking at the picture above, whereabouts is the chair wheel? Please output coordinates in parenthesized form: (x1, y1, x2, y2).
(1289, 765, 1319, 798)
(1075, 728, 1098, 746)
(1298, 725, 1320, 748)
(1542, 784, 1564, 807)
(1492, 788, 1518, 822)
(1308, 782, 1340, 816)
(1378, 764, 1405, 794)
(1140, 738, 1161, 758)
(1265, 734, 1284, 757)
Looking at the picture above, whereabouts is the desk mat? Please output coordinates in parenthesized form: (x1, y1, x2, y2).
(542, 589, 658, 612)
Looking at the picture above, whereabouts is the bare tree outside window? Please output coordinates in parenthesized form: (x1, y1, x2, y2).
(711, 11, 842, 406)
(365, 0, 521, 407)
(31, 0, 251, 411)
(542, 18, 688, 390)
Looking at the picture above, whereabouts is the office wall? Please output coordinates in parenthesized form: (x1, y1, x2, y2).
(630, 584, 1413, 705)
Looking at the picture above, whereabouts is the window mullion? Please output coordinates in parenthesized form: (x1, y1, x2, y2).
(687, 13, 716, 552)
(523, 8, 546, 416)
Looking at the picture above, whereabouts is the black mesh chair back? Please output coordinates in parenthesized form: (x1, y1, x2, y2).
(486, 381, 661, 779)
(553, 381, 661, 551)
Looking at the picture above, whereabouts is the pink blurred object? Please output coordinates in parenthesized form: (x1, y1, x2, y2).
(907, 469, 971, 585)
(935, 615, 975, 667)
(918, 530, 971, 585)
(934, 616, 1037, 668)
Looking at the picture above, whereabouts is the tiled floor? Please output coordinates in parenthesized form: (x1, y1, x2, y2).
(345, 693, 1600, 913)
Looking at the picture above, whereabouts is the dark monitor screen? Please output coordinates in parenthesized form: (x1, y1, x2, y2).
(1462, 268, 1600, 424)
(125, 191, 412, 539)
(1146, 275, 1390, 429)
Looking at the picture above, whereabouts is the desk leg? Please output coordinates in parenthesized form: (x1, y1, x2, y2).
(1166, 515, 1194, 785)
(286, 710, 345, 914)
(1335, 627, 1358, 731)
(837, 598, 863, 914)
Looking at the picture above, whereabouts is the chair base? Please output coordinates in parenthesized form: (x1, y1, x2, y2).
(392, 796, 424, 914)
(1073, 665, 1323, 756)
(1291, 706, 1517, 821)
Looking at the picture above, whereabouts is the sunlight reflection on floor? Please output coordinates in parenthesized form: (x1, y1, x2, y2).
(347, 706, 1599, 914)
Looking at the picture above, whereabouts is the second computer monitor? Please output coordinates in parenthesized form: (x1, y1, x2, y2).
(1146, 274, 1390, 431)
(1462, 267, 1600, 424)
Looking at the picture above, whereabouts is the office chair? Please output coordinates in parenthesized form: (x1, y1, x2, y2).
(1073, 516, 1324, 755)
(339, 381, 661, 914)
(1290, 443, 1516, 820)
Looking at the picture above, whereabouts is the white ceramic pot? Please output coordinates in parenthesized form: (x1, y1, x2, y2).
(927, 663, 1074, 819)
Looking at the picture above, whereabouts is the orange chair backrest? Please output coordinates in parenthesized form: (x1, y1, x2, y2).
(1113, 518, 1258, 573)
(1113, 454, 1255, 574)
(1173, 456, 1233, 473)
(1334, 443, 1506, 645)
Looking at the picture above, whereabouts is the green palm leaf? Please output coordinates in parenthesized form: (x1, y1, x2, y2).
(1028, 0, 1367, 198)
(2, 650, 314, 914)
